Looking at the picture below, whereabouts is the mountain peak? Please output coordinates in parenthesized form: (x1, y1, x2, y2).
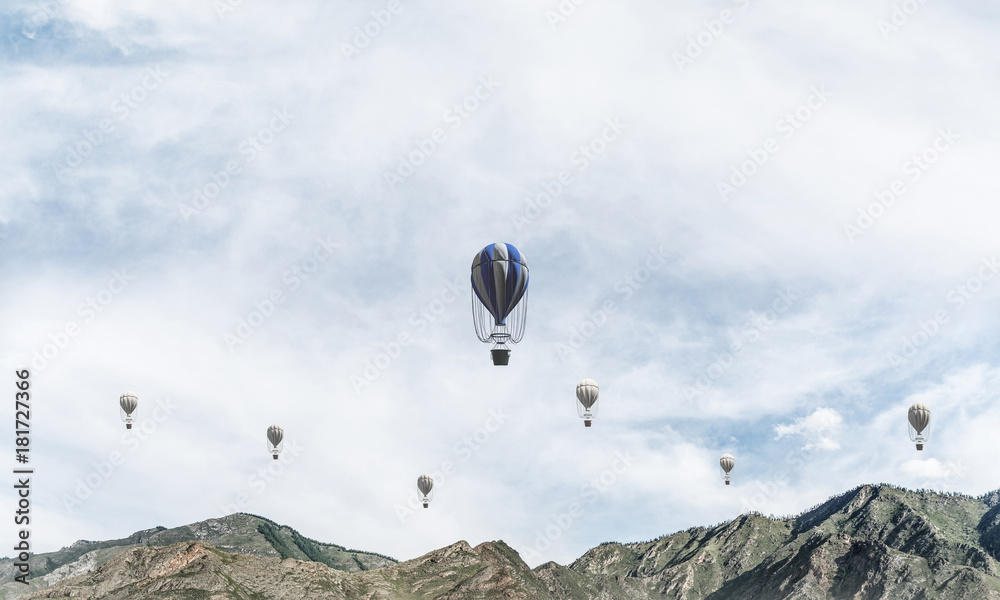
(11, 485, 1000, 599)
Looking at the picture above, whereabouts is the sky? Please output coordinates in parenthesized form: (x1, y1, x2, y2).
(2, 0, 1000, 569)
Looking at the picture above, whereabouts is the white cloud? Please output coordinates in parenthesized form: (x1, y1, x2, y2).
(774, 408, 844, 451)
(899, 458, 967, 481)
(2, 0, 1000, 570)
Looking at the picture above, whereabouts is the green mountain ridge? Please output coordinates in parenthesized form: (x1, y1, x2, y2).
(9, 484, 1000, 599)
(0, 512, 395, 600)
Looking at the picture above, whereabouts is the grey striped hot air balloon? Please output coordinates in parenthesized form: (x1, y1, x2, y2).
(267, 425, 284, 460)
(576, 379, 599, 427)
(720, 454, 735, 485)
(417, 474, 434, 508)
(907, 403, 931, 451)
(119, 392, 138, 429)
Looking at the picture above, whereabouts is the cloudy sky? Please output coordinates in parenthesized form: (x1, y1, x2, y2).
(2, 0, 1000, 568)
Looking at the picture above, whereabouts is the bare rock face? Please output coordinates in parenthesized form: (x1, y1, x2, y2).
(41, 549, 99, 585)
(353, 540, 557, 600)
(10, 485, 1000, 600)
(24, 542, 357, 600)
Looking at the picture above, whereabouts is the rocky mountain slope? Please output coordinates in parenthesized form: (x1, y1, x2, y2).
(10, 484, 1000, 599)
(569, 483, 1000, 599)
(0, 512, 394, 599)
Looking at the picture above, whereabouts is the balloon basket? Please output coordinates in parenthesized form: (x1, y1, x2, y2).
(491, 349, 510, 366)
(916, 444, 923, 451)
(273, 455, 279, 460)
(423, 503, 428, 508)
(585, 420, 592, 427)
(126, 424, 132, 429)
(725, 481, 730, 485)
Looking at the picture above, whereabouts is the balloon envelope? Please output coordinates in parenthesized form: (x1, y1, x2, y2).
(908, 403, 931, 434)
(119, 392, 138, 416)
(471, 243, 529, 326)
(576, 379, 599, 410)
(267, 425, 284, 447)
(720, 454, 735, 474)
(417, 474, 434, 496)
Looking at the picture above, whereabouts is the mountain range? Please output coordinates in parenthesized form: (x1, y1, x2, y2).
(5, 484, 1000, 599)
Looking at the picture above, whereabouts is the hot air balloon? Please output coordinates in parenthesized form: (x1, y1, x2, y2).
(471, 243, 529, 365)
(267, 425, 284, 460)
(907, 403, 931, 451)
(720, 454, 735, 485)
(417, 474, 434, 508)
(576, 379, 599, 427)
(119, 392, 138, 429)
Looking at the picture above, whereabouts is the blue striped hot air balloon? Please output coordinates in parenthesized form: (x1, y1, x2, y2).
(471, 243, 529, 365)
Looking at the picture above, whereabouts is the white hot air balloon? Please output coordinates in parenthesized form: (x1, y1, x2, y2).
(267, 425, 284, 460)
(720, 454, 735, 485)
(417, 474, 434, 508)
(576, 379, 599, 427)
(119, 392, 138, 429)
(907, 403, 931, 451)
